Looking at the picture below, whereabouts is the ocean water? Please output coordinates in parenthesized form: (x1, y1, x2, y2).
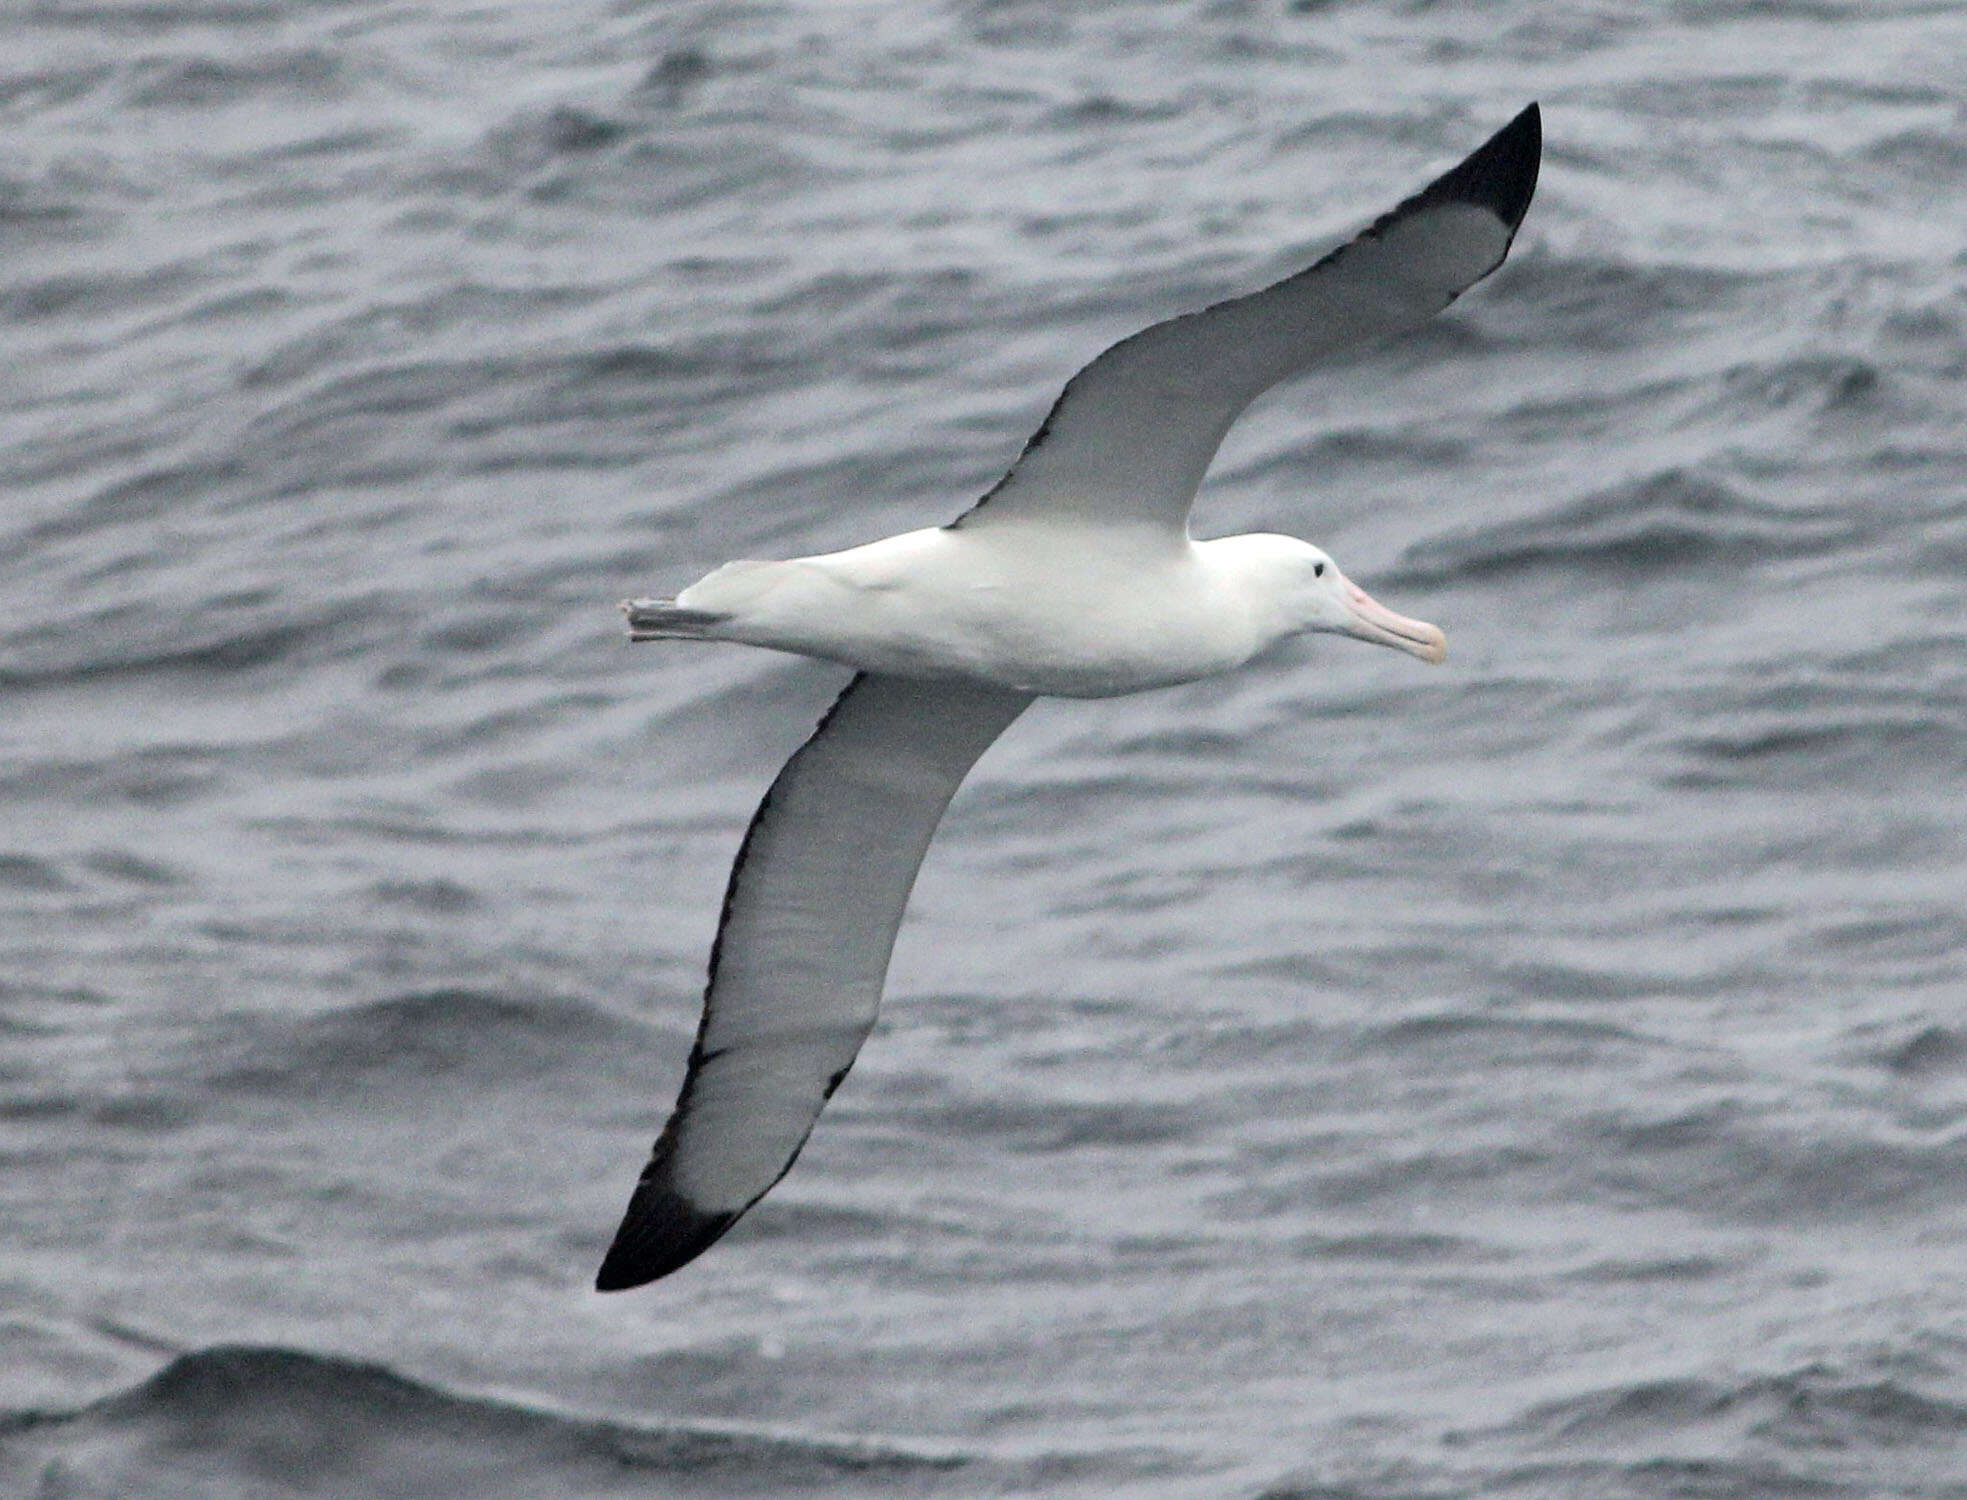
(3, 0, 1965, 1496)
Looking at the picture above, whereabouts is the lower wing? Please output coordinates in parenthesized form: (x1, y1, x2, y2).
(597, 672, 1032, 1290)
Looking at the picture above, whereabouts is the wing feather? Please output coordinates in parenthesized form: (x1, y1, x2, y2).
(951, 104, 1540, 535)
(597, 672, 1031, 1289)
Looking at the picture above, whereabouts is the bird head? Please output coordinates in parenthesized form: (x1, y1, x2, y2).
(1261, 538, 1447, 664)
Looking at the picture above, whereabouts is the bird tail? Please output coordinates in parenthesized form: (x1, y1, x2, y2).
(622, 598, 731, 642)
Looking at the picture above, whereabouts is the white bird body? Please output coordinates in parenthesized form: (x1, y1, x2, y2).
(665, 524, 1404, 697)
(597, 105, 1541, 1291)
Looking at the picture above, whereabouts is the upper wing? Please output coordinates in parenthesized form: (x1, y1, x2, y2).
(596, 672, 1032, 1290)
(950, 103, 1541, 536)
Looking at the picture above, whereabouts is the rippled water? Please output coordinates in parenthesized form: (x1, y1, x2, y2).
(4, 1, 1965, 1496)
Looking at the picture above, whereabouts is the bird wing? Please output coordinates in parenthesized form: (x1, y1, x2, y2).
(950, 103, 1541, 536)
(597, 672, 1032, 1289)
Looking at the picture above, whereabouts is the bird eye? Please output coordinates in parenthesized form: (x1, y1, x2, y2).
(1313, 562, 1326, 577)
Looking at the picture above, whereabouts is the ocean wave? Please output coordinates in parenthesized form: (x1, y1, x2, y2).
(2, 260, 206, 324)
(1491, 253, 1772, 353)
(233, 341, 786, 485)
(1258, 1362, 1967, 1500)
(21, 459, 242, 542)
(1561, 1253, 1728, 1285)
(1583, 1102, 1967, 1223)
(0, 745, 231, 810)
(202, 988, 662, 1103)
(1875, 1025, 1967, 1079)
(1662, 711, 1959, 788)
(0, 853, 71, 893)
(1652, 663, 1965, 788)
(1862, 127, 1967, 180)
(123, 47, 350, 110)
(0, 1344, 971, 1498)
(1506, 1365, 1967, 1452)
(0, 605, 366, 691)
(0, 160, 104, 224)
(1348, 1013, 1666, 1069)
(1289, 1228, 1496, 1264)
(885, 1086, 1198, 1154)
(20, 3, 288, 34)
(1396, 467, 1855, 582)
(1710, 350, 1886, 428)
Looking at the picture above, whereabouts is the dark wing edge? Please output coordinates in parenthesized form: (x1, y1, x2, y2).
(1372, 100, 1540, 249)
(596, 673, 1031, 1290)
(947, 102, 1540, 532)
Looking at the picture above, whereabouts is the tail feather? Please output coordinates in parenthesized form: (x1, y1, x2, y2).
(623, 598, 730, 642)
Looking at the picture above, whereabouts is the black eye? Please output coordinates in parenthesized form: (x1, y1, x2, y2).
(1313, 562, 1325, 577)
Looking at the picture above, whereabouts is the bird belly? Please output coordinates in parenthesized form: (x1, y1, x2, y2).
(851, 571, 1257, 698)
(681, 531, 1260, 698)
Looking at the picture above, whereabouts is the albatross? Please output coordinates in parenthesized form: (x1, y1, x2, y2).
(597, 104, 1541, 1290)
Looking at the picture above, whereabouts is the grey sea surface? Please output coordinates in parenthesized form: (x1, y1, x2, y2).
(4, 1, 1966, 1496)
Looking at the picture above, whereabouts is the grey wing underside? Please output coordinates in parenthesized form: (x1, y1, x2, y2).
(950, 103, 1541, 535)
(597, 673, 1032, 1290)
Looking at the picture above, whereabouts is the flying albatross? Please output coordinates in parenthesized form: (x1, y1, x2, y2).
(597, 103, 1541, 1290)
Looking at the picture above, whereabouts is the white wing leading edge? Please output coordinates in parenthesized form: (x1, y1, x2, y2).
(597, 674, 1031, 1290)
(950, 103, 1541, 535)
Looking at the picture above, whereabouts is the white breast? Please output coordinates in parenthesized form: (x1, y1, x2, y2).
(756, 526, 1268, 696)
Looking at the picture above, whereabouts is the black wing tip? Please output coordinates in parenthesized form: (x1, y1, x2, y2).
(1423, 101, 1542, 233)
(593, 1179, 738, 1292)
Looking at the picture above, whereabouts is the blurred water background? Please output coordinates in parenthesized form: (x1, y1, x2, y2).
(3, 1, 1966, 1496)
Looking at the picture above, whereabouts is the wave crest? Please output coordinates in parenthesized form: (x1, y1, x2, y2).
(3, 1344, 969, 1497)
